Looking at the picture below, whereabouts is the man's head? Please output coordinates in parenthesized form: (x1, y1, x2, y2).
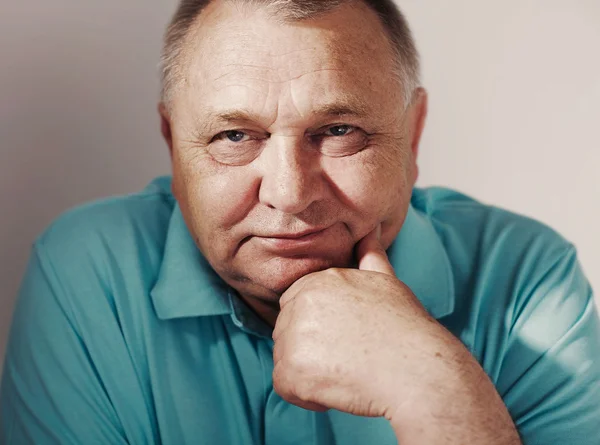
(160, 0, 421, 109)
(158, 0, 428, 320)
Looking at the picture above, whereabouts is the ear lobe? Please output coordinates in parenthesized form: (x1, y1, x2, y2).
(158, 103, 174, 159)
(412, 163, 420, 186)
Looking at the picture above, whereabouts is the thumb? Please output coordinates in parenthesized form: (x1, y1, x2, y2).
(356, 224, 396, 276)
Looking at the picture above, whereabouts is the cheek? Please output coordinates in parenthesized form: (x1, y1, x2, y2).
(324, 148, 410, 219)
(174, 148, 258, 234)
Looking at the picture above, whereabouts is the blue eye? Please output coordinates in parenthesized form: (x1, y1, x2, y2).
(223, 130, 247, 142)
(325, 125, 355, 136)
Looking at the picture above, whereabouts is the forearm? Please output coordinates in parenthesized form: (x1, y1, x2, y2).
(389, 332, 521, 444)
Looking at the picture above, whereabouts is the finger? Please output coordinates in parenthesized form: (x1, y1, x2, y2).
(272, 328, 286, 364)
(272, 298, 295, 342)
(278, 272, 311, 309)
(356, 224, 396, 276)
(272, 362, 329, 412)
(287, 399, 329, 413)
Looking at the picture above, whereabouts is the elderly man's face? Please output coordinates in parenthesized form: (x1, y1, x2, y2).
(161, 0, 427, 306)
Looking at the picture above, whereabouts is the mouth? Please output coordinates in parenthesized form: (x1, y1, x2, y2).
(264, 228, 327, 240)
(253, 227, 331, 254)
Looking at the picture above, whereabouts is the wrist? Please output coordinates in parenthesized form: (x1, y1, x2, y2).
(385, 326, 475, 428)
(386, 340, 520, 444)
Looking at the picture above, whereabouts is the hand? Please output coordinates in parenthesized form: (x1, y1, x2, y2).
(271, 225, 440, 420)
(271, 226, 522, 444)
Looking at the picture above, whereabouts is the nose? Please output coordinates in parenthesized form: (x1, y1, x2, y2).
(258, 135, 324, 215)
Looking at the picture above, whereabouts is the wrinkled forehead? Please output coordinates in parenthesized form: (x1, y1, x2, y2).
(181, 1, 398, 95)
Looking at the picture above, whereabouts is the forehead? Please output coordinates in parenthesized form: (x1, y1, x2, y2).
(177, 0, 400, 121)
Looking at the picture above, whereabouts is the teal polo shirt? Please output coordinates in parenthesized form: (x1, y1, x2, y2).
(1, 176, 599, 444)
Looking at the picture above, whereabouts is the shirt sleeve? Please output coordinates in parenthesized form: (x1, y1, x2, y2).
(496, 246, 600, 444)
(0, 244, 129, 445)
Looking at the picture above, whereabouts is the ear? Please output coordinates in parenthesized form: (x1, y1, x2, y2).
(158, 102, 174, 160)
(407, 87, 428, 185)
(409, 87, 428, 158)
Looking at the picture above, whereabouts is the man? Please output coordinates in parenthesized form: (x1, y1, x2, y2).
(1, 0, 598, 443)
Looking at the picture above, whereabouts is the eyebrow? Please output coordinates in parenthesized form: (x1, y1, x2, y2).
(312, 101, 371, 118)
(197, 99, 371, 134)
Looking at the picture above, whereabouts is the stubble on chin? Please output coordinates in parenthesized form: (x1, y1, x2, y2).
(224, 250, 353, 298)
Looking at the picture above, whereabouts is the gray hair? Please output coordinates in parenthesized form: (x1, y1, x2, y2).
(159, 0, 421, 109)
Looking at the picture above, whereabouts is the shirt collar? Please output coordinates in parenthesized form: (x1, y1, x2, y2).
(387, 204, 455, 319)
(151, 204, 232, 319)
(151, 193, 455, 321)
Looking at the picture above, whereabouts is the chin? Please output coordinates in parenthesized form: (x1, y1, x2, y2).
(237, 254, 350, 296)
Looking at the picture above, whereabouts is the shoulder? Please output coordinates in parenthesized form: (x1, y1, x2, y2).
(37, 176, 174, 251)
(412, 186, 573, 274)
(33, 176, 176, 288)
(413, 189, 597, 390)
(411, 186, 583, 332)
(3, 179, 178, 440)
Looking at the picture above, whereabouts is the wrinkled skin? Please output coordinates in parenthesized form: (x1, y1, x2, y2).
(160, 0, 427, 325)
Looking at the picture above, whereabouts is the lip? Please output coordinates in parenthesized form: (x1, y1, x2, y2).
(264, 228, 327, 240)
(254, 227, 330, 253)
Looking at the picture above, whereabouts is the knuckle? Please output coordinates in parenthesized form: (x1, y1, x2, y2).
(325, 267, 346, 278)
(285, 348, 306, 370)
(284, 348, 317, 378)
(294, 377, 316, 401)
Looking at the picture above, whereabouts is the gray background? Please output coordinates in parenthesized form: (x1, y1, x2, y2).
(1, 0, 599, 379)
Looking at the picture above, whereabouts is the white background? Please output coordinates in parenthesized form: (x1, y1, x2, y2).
(1, 0, 598, 378)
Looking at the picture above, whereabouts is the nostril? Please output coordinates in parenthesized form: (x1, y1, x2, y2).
(257, 141, 323, 214)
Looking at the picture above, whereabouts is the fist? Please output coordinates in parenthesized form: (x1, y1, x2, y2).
(271, 226, 434, 420)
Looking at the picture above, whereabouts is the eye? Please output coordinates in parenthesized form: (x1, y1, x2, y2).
(324, 125, 356, 137)
(217, 130, 248, 143)
(207, 129, 266, 166)
(313, 125, 368, 157)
